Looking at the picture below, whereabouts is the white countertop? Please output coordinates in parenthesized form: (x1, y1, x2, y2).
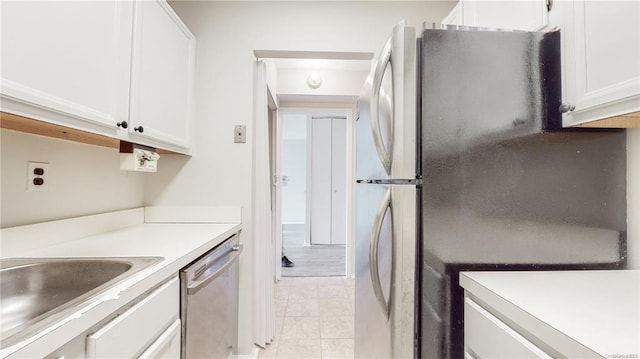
(1, 213, 241, 358)
(460, 270, 640, 358)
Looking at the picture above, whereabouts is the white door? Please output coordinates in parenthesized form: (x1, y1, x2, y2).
(310, 116, 347, 245)
(462, 0, 549, 31)
(331, 118, 347, 245)
(563, 0, 640, 126)
(129, 0, 195, 151)
(1, 1, 133, 132)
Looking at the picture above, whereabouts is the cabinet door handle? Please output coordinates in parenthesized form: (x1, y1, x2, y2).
(558, 103, 575, 114)
(134, 125, 144, 133)
(117, 121, 128, 129)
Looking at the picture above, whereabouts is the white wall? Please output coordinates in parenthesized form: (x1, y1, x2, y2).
(628, 129, 640, 269)
(155, 1, 455, 354)
(0, 129, 145, 228)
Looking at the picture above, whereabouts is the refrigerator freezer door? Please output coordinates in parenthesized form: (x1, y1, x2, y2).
(356, 53, 393, 181)
(355, 183, 393, 359)
(356, 21, 416, 182)
(420, 29, 561, 159)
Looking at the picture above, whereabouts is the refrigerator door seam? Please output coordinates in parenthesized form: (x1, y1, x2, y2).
(357, 179, 419, 185)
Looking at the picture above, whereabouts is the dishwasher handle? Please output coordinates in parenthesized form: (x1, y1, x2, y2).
(187, 244, 243, 295)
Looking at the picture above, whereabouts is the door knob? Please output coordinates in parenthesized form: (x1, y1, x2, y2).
(134, 125, 144, 133)
(117, 121, 128, 129)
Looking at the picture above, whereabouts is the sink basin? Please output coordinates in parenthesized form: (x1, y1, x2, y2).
(0, 257, 163, 347)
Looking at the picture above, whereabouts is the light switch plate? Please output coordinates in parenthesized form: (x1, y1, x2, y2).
(27, 162, 49, 192)
(234, 125, 246, 143)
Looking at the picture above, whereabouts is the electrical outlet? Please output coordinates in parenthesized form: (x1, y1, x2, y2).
(234, 125, 246, 143)
(27, 162, 49, 192)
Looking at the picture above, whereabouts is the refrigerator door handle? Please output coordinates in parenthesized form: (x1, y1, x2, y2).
(369, 187, 392, 320)
(370, 38, 393, 175)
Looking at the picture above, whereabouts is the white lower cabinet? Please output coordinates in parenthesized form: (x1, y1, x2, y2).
(42, 333, 87, 359)
(464, 298, 551, 359)
(138, 319, 181, 359)
(86, 277, 180, 358)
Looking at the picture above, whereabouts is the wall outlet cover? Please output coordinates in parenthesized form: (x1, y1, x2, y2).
(27, 162, 49, 192)
(234, 125, 246, 143)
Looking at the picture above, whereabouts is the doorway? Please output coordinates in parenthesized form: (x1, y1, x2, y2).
(281, 110, 350, 277)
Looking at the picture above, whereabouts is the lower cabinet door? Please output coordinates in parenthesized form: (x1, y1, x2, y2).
(464, 298, 551, 359)
(86, 277, 179, 358)
(138, 319, 181, 359)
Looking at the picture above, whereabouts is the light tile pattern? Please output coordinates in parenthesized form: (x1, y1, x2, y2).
(260, 277, 355, 359)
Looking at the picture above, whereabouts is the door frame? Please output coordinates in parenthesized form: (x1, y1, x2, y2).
(279, 106, 356, 277)
(267, 87, 281, 280)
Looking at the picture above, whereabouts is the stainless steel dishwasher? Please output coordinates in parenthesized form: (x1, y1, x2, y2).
(180, 233, 242, 359)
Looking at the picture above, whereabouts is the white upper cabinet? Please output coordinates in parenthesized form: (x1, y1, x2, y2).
(1, 0, 195, 153)
(442, 0, 549, 31)
(562, 0, 640, 127)
(0, 1, 133, 135)
(128, 0, 196, 153)
(442, 0, 639, 128)
(441, 2, 464, 26)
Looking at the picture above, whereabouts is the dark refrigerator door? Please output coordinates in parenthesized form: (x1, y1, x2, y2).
(420, 28, 562, 159)
(417, 28, 626, 359)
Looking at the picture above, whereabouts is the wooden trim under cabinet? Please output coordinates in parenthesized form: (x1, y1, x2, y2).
(574, 111, 640, 128)
(0, 112, 178, 154)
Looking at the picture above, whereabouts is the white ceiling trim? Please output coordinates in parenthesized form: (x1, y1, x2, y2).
(254, 50, 373, 61)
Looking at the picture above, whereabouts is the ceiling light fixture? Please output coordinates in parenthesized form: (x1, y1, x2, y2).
(307, 72, 322, 89)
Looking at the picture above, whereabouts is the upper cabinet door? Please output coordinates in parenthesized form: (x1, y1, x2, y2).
(562, 0, 640, 127)
(442, 0, 549, 31)
(0, 1, 133, 135)
(464, 0, 549, 31)
(441, 2, 464, 26)
(129, 0, 196, 154)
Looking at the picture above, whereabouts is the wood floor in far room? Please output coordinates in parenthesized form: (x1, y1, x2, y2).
(282, 224, 345, 277)
(260, 277, 355, 359)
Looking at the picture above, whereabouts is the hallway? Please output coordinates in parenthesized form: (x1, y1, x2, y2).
(259, 277, 355, 359)
(282, 225, 345, 277)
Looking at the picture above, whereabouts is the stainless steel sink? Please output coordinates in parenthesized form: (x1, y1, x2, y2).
(0, 257, 163, 347)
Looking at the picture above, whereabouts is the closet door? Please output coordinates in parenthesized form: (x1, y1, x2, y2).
(309, 117, 347, 245)
(331, 119, 347, 245)
(310, 118, 333, 245)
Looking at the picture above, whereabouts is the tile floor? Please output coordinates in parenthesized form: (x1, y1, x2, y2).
(259, 276, 355, 359)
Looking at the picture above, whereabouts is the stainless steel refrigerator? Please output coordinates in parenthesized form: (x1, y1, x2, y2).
(355, 22, 626, 359)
